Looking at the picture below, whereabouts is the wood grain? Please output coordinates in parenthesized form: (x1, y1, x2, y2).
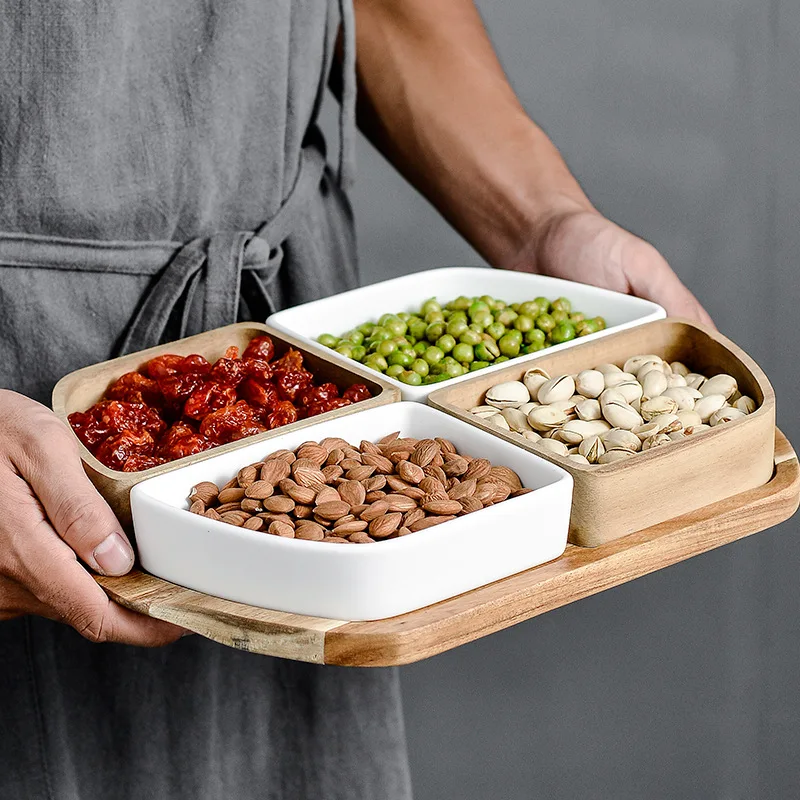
(98, 429, 799, 668)
(427, 318, 776, 547)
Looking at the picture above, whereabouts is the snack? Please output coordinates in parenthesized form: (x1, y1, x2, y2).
(474, 355, 756, 464)
(317, 295, 605, 385)
(188, 433, 531, 543)
(68, 335, 372, 472)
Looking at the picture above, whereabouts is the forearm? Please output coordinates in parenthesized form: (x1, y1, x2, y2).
(353, 0, 593, 268)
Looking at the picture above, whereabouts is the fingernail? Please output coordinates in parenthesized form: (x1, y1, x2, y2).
(93, 533, 134, 576)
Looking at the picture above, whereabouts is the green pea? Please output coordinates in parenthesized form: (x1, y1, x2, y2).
(534, 297, 550, 313)
(436, 334, 456, 353)
(550, 308, 568, 324)
(521, 343, 543, 355)
(388, 350, 413, 367)
(421, 298, 442, 316)
(593, 316, 607, 331)
(377, 339, 397, 357)
(485, 322, 506, 341)
(317, 333, 338, 348)
(569, 312, 585, 324)
(470, 360, 490, 371)
(513, 314, 534, 333)
(517, 301, 541, 318)
(369, 326, 391, 343)
(424, 310, 445, 325)
(351, 345, 367, 361)
(479, 295, 495, 308)
(411, 358, 430, 377)
(399, 369, 423, 386)
(386, 364, 405, 378)
(452, 343, 475, 364)
(422, 373, 450, 385)
(535, 313, 556, 334)
(408, 317, 428, 341)
(450, 295, 471, 311)
(525, 328, 546, 346)
(498, 330, 522, 357)
(448, 309, 468, 323)
(397, 312, 410, 322)
(377, 313, 394, 327)
(425, 321, 445, 341)
(493, 300, 507, 311)
(472, 309, 493, 329)
(475, 340, 500, 361)
(459, 329, 483, 346)
(509, 302, 521, 312)
(412, 341, 428, 356)
(357, 322, 375, 336)
(468, 300, 490, 319)
(424, 345, 445, 365)
(364, 354, 388, 371)
(551, 297, 572, 314)
(495, 356, 510, 364)
(335, 342, 354, 359)
(578, 319, 601, 336)
(387, 318, 408, 336)
(444, 361, 466, 377)
(496, 308, 518, 327)
(429, 362, 445, 375)
(445, 318, 468, 339)
(550, 321, 577, 344)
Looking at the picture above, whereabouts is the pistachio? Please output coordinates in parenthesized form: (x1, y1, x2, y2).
(623, 355, 662, 375)
(709, 407, 746, 426)
(685, 373, 707, 391)
(694, 393, 727, 422)
(598, 448, 636, 464)
(632, 421, 660, 440)
(684, 423, 711, 435)
(670, 361, 690, 376)
(501, 407, 533, 433)
(522, 367, 550, 399)
(603, 371, 638, 388)
(518, 402, 538, 416)
(485, 380, 530, 409)
(662, 387, 696, 411)
(668, 430, 686, 441)
(640, 370, 668, 400)
(640, 396, 678, 421)
(469, 405, 501, 418)
(576, 398, 602, 421)
(527, 405, 569, 431)
(522, 430, 542, 443)
(676, 410, 703, 429)
(636, 361, 667, 381)
(599, 387, 627, 407)
(556, 419, 604, 445)
(601, 428, 642, 452)
(615, 380, 644, 404)
(487, 413, 511, 431)
(595, 363, 623, 376)
(734, 395, 756, 414)
(602, 401, 643, 430)
(567, 453, 591, 465)
(700, 374, 738, 400)
(534, 438, 569, 457)
(667, 373, 688, 388)
(578, 434, 605, 463)
(574, 369, 605, 399)
(537, 375, 576, 405)
(642, 432, 671, 450)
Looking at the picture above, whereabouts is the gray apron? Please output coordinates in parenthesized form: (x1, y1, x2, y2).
(0, 2, 412, 798)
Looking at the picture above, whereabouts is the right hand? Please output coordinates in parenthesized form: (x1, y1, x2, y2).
(0, 390, 184, 646)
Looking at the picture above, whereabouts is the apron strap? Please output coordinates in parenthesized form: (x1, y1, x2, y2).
(116, 141, 328, 356)
(337, 0, 357, 192)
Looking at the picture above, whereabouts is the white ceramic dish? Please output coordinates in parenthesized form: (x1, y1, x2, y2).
(131, 402, 573, 621)
(266, 267, 665, 401)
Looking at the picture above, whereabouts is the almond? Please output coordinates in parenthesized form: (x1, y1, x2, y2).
(220, 510, 249, 527)
(243, 517, 264, 531)
(263, 496, 296, 514)
(218, 487, 246, 504)
(346, 465, 375, 482)
(320, 436, 351, 453)
(296, 443, 328, 467)
(265, 449, 295, 463)
(326, 448, 345, 466)
(350, 503, 369, 517)
(245, 480, 275, 500)
(338, 480, 366, 507)
(424, 464, 449, 486)
(334, 519, 369, 534)
(377, 431, 401, 445)
(315, 486, 341, 505)
(475, 482, 497, 505)
(365, 474, 387, 492)
(399, 486, 425, 501)
(216, 501, 244, 513)
(364, 490, 387, 504)
(465, 458, 492, 481)
(314, 500, 350, 521)
(511, 488, 533, 498)
(222, 476, 239, 490)
(295, 521, 325, 541)
(257, 513, 295, 527)
(322, 536, 350, 543)
(204, 507, 222, 521)
(260, 459, 291, 486)
(293, 466, 327, 492)
(386, 474, 412, 492)
(240, 498, 263, 513)
(269, 520, 295, 538)
(403, 508, 425, 528)
(321, 464, 343, 483)
(362, 452, 393, 474)
(442, 455, 469, 477)
(237, 465, 258, 488)
(279, 478, 316, 505)
(409, 515, 455, 532)
(340, 458, 362, 471)
(448, 478, 477, 501)
(349, 532, 376, 544)
(190, 481, 219, 506)
(397, 460, 424, 484)
(369, 512, 402, 538)
(435, 437, 457, 454)
(488, 465, 523, 491)
(359, 439, 382, 456)
(422, 498, 463, 516)
(419, 476, 445, 496)
(360, 500, 390, 521)
(294, 504, 314, 519)
(343, 447, 362, 460)
(410, 439, 439, 467)
(189, 500, 205, 515)
(384, 494, 417, 512)
(387, 449, 412, 465)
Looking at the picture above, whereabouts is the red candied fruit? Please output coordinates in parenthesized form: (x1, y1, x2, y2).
(68, 410, 110, 450)
(91, 400, 165, 438)
(200, 401, 264, 444)
(164, 433, 215, 459)
(342, 384, 371, 404)
(178, 354, 212, 375)
(158, 372, 206, 405)
(209, 356, 248, 387)
(272, 348, 304, 373)
(275, 369, 313, 402)
(266, 400, 299, 429)
(243, 335, 275, 362)
(243, 357, 273, 383)
(105, 372, 162, 406)
(122, 454, 168, 472)
(298, 382, 339, 407)
(183, 383, 238, 420)
(95, 429, 155, 471)
(238, 378, 279, 410)
(144, 354, 185, 380)
(305, 397, 352, 418)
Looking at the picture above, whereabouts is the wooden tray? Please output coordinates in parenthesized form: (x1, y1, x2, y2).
(428, 319, 776, 547)
(52, 322, 400, 530)
(97, 428, 799, 667)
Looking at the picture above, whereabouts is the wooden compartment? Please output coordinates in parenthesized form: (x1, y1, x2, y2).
(427, 319, 776, 547)
(52, 322, 400, 531)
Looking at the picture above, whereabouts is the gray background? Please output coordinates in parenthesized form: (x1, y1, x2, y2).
(325, 1, 800, 798)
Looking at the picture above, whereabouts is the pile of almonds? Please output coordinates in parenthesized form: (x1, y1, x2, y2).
(470, 354, 758, 465)
(188, 433, 530, 543)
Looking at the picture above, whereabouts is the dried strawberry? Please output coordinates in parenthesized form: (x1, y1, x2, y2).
(243, 357, 273, 383)
(105, 372, 162, 406)
(298, 382, 339, 407)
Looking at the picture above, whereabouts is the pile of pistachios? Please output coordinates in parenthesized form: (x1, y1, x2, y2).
(470, 355, 757, 465)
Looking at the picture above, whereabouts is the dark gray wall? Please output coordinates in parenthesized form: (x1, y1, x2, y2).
(330, 1, 800, 797)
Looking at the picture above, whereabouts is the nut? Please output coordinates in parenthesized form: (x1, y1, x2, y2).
(245, 480, 275, 500)
(190, 481, 219, 506)
(369, 512, 402, 538)
(485, 381, 530, 409)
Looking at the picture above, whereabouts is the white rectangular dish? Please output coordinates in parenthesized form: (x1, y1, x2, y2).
(131, 402, 573, 621)
(266, 267, 665, 401)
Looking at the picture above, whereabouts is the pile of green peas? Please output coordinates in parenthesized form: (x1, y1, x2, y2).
(316, 295, 606, 386)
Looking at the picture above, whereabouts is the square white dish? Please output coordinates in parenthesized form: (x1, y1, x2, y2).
(131, 402, 573, 621)
(266, 267, 665, 401)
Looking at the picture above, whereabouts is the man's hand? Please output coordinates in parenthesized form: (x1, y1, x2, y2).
(0, 390, 183, 645)
(517, 208, 714, 325)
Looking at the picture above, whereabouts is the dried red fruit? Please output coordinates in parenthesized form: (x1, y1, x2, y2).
(266, 400, 299, 429)
(239, 378, 279, 409)
(157, 422, 197, 455)
(342, 384, 371, 404)
(178, 354, 212, 375)
(95, 429, 155, 470)
(275, 369, 313, 402)
(165, 433, 215, 459)
(243, 335, 275, 362)
(68, 411, 110, 451)
(122, 454, 168, 472)
(243, 357, 273, 383)
(183, 383, 238, 420)
(158, 372, 206, 405)
(144, 354, 185, 380)
(209, 357, 248, 387)
(200, 401, 256, 443)
(272, 348, 304, 373)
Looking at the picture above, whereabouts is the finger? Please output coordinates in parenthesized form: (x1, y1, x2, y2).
(18, 424, 136, 577)
(0, 574, 57, 621)
(21, 523, 184, 646)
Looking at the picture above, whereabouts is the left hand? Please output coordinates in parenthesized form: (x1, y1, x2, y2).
(510, 207, 714, 327)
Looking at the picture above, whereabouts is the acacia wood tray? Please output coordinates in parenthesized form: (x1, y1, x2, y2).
(97, 428, 799, 667)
